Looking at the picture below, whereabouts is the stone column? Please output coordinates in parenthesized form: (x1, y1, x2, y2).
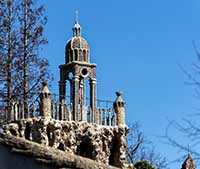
(113, 91, 126, 125)
(59, 80, 66, 104)
(80, 82, 85, 121)
(72, 75, 79, 121)
(59, 80, 66, 120)
(70, 80, 73, 104)
(39, 82, 52, 118)
(90, 78, 97, 123)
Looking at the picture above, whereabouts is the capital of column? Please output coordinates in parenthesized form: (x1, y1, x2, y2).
(90, 78, 97, 84)
(73, 75, 79, 82)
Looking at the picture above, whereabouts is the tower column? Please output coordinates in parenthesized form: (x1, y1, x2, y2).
(113, 91, 126, 125)
(59, 80, 66, 120)
(70, 80, 73, 104)
(72, 75, 80, 121)
(90, 78, 96, 123)
(80, 81, 86, 121)
(40, 82, 52, 118)
(82, 80, 87, 121)
(59, 81, 66, 103)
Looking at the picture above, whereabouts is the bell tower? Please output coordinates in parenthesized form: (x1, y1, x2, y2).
(59, 13, 97, 123)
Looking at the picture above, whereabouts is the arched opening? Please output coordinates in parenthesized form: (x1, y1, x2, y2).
(70, 50, 74, 61)
(68, 72, 73, 80)
(66, 49, 71, 63)
(67, 72, 74, 106)
(65, 80, 70, 105)
(85, 77, 91, 122)
(57, 142, 65, 151)
(9, 128, 18, 136)
(75, 49, 78, 61)
(25, 122, 31, 140)
(77, 140, 95, 160)
(78, 28, 81, 35)
(47, 126, 54, 146)
(83, 50, 86, 62)
(109, 137, 119, 166)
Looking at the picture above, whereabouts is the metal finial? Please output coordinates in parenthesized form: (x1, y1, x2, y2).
(188, 144, 190, 156)
(75, 10, 79, 23)
(116, 91, 123, 97)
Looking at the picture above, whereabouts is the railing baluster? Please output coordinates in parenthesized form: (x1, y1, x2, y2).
(60, 103, 63, 120)
(108, 110, 111, 126)
(51, 103, 55, 119)
(21, 102, 24, 119)
(56, 102, 59, 120)
(13, 103, 17, 121)
(4, 93, 115, 126)
(103, 109, 106, 125)
(112, 111, 116, 126)
(99, 108, 102, 125)
(68, 106, 71, 121)
(66, 104, 69, 121)
(63, 103, 67, 120)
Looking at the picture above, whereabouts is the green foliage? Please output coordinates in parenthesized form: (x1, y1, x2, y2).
(134, 160, 155, 169)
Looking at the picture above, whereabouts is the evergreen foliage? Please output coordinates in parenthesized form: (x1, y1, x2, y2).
(134, 160, 155, 169)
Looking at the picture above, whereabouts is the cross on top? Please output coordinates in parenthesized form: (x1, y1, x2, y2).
(75, 10, 79, 23)
(188, 144, 190, 155)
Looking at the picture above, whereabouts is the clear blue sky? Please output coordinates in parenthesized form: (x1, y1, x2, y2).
(41, 0, 200, 168)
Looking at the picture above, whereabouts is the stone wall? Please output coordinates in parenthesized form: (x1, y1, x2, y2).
(2, 117, 133, 169)
(0, 133, 120, 169)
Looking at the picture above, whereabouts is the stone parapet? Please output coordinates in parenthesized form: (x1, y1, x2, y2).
(0, 133, 121, 169)
(2, 118, 132, 169)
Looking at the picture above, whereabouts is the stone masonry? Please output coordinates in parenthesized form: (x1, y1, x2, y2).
(0, 133, 120, 169)
(2, 117, 132, 168)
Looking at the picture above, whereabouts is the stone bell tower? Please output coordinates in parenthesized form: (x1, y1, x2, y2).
(59, 14, 97, 123)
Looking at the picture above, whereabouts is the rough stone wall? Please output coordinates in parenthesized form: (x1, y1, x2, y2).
(2, 117, 133, 169)
(0, 133, 120, 169)
(0, 144, 55, 169)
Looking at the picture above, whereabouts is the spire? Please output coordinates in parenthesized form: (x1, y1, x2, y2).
(188, 144, 190, 156)
(73, 10, 81, 37)
(181, 145, 196, 169)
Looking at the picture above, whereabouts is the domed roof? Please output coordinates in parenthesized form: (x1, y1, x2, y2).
(66, 36, 89, 51)
(65, 18, 90, 64)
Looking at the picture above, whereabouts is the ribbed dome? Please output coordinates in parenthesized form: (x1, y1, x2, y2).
(65, 21, 90, 64)
(66, 36, 89, 50)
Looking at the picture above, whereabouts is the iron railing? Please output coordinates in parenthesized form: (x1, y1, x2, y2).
(0, 94, 116, 126)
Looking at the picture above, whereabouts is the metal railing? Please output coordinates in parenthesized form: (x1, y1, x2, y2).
(0, 94, 116, 126)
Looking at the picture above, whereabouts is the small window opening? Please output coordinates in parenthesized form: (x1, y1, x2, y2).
(75, 50, 78, 61)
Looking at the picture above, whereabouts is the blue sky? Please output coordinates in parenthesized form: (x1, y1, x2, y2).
(41, 0, 200, 168)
